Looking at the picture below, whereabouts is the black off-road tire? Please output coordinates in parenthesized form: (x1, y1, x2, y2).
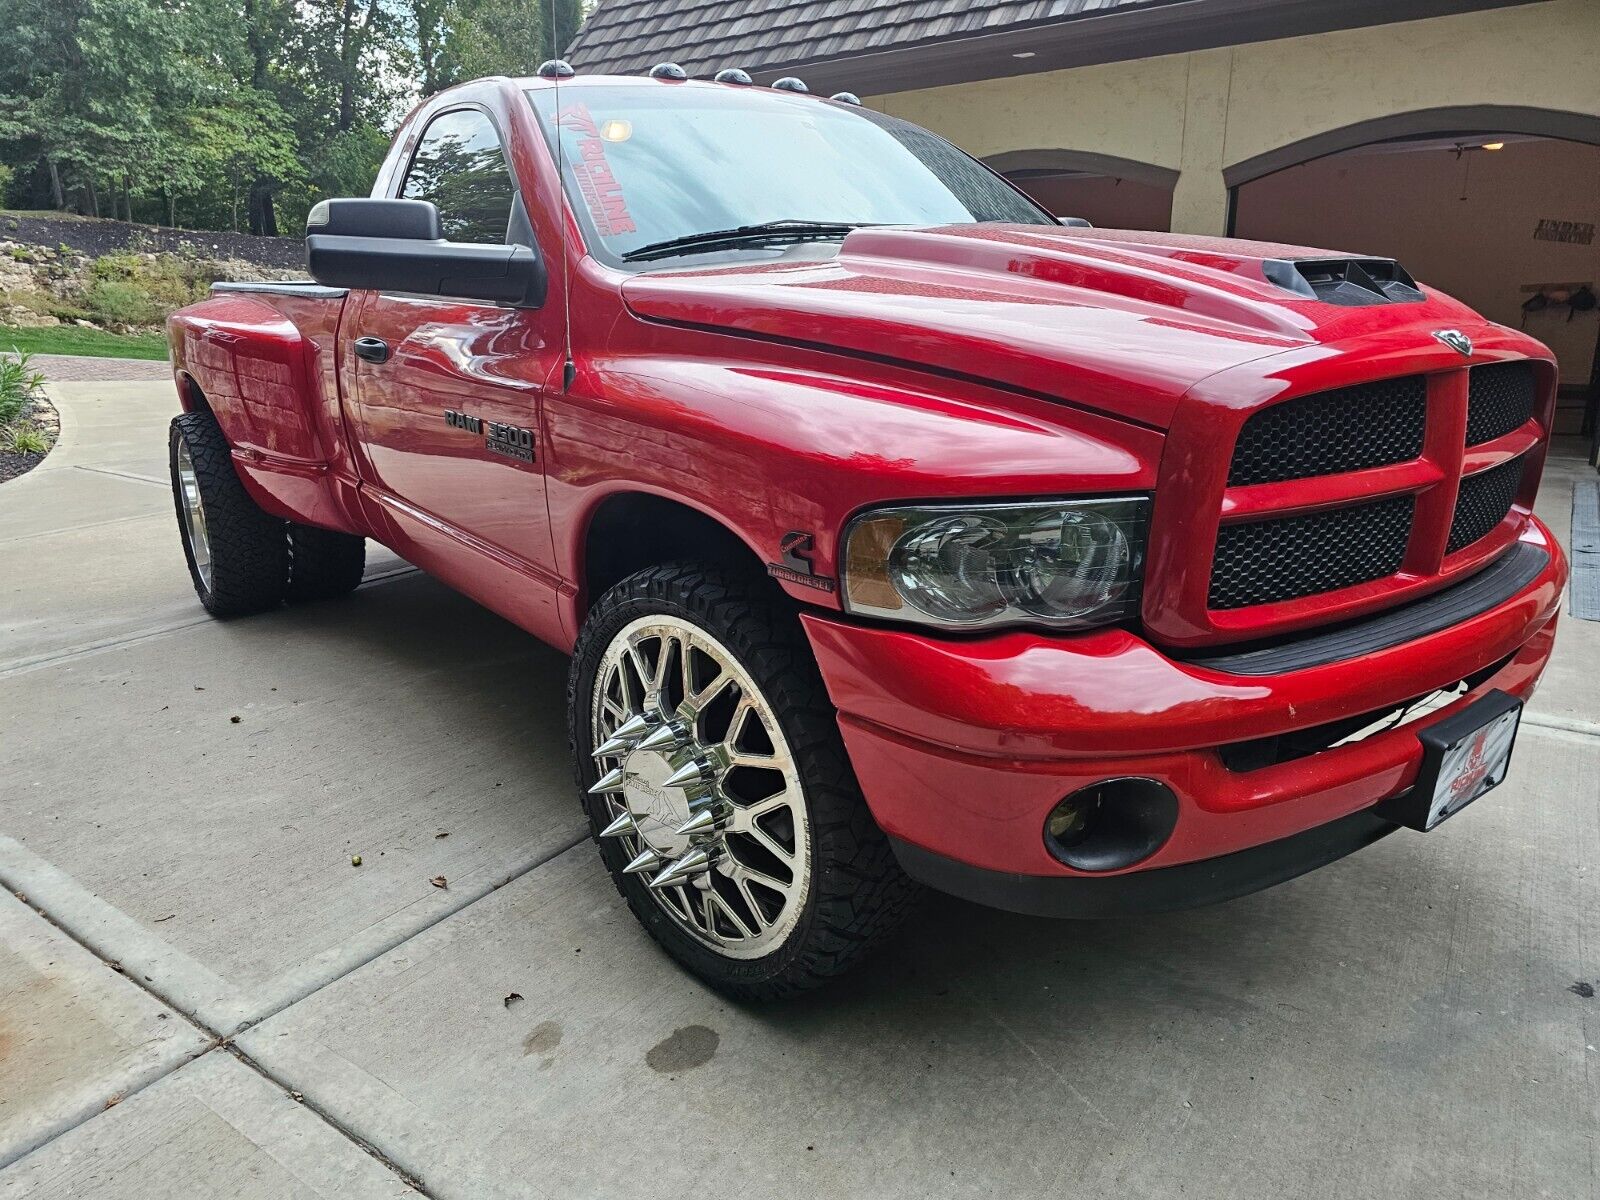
(569, 563, 921, 1001)
(287, 523, 366, 603)
(169, 410, 289, 617)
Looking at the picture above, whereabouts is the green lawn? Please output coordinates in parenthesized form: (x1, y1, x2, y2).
(0, 326, 169, 360)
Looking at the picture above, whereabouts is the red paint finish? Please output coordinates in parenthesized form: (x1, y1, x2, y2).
(166, 75, 1568, 896)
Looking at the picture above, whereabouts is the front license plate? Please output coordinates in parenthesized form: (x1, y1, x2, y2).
(1385, 689, 1523, 831)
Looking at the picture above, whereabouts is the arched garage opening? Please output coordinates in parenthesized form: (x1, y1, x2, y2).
(1230, 107, 1600, 443)
(986, 150, 1177, 232)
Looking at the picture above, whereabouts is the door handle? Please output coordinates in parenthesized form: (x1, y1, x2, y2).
(353, 336, 390, 364)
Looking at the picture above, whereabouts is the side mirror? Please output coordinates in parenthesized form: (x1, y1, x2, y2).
(305, 198, 548, 308)
(1056, 216, 1094, 228)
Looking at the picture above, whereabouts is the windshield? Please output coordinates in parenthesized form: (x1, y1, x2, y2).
(526, 83, 1051, 266)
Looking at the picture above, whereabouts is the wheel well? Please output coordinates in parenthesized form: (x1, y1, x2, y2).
(177, 373, 212, 416)
(581, 493, 767, 611)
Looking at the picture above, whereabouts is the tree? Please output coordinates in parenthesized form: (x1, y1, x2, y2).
(0, 0, 575, 234)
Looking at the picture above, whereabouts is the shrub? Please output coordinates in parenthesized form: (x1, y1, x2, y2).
(0, 349, 44, 426)
(81, 279, 167, 326)
(84, 253, 208, 322)
(4, 423, 48, 454)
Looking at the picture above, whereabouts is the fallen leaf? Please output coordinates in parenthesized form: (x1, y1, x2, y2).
(430, 875, 448, 889)
(291, 1091, 303, 1102)
(229, 715, 241, 724)
(351, 855, 362, 867)
(434, 830, 449, 839)
(104, 1094, 123, 1109)
(504, 993, 524, 1008)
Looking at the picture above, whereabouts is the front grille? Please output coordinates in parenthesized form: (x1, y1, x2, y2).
(1228, 375, 1427, 487)
(1210, 494, 1415, 609)
(1466, 362, 1536, 445)
(1448, 455, 1525, 553)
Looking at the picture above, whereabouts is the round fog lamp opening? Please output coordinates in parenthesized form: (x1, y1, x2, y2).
(1044, 778, 1177, 873)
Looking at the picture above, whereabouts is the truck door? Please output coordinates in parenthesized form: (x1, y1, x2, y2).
(349, 104, 563, 607)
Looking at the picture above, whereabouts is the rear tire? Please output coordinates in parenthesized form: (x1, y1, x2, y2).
(569, 563, 920, 1001)
(287, 523, 366, 602)
(169, 411, 288, 617)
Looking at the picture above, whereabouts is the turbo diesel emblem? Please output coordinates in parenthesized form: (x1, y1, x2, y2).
(1433, 329, 1473, 357)
(767, 531, 836, 592)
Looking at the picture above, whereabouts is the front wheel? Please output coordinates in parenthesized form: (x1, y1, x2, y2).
(568, 564, 918, 1000)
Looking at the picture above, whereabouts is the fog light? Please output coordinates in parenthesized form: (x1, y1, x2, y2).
(1044, 778, 1178, 872)
(1046, 795, 1097, 847)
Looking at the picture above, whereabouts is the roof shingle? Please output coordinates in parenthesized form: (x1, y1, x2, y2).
(565, 0, 1164, 77)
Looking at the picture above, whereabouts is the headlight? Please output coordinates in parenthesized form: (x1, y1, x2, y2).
(842, 498, 1148, 631)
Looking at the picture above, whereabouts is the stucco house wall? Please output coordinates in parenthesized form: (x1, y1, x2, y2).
(866, 0, 1600, 235)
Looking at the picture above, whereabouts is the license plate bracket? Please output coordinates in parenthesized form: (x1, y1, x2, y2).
(1379, 689, 1523, 832)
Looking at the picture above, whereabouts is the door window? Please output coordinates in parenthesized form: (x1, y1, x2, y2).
(401, 109, 516, 244)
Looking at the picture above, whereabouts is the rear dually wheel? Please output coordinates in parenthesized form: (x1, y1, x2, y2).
(169, 410, 289, 616)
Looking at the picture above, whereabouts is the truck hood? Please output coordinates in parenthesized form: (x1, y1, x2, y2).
(620, 224, 1486, 429)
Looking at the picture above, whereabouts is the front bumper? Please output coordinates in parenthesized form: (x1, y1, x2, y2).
(801, 518, 1566, 912)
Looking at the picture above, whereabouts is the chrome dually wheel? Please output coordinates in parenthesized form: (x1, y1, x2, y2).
(570, 563, 919, 999)
(589, 614, 811, 958)
(175, 440, 213, 590)
(168, 409, 289, 616)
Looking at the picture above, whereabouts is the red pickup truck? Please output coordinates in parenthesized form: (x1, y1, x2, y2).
(167, 66, 1567, 999)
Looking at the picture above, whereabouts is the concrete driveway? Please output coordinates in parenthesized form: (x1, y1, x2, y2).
(2, 365, 1597, 1199)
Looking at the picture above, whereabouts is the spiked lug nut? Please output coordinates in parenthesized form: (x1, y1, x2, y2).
(598, 809, 639, 838)
(622, 847, 663, 875)
(662, 757, 714, 791)
(673, 806, 724, 838)
(593, 713, 653, 758)
(647, 846, 715, 889)
(635, 721, 685, 753)
(588, 767, 628, 795)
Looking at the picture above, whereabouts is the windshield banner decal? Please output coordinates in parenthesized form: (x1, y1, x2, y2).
(557, 103, 637, 238)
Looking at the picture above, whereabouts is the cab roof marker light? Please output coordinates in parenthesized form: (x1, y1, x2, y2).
(714, 68, 753, 85)
(648, 62, 689, 80)
(536, 59, 574, 78)
(829, 91, 862, 105)
(771, 77, 809, 93)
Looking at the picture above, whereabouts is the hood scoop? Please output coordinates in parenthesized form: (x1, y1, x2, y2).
(1262, 257, 1426, 306)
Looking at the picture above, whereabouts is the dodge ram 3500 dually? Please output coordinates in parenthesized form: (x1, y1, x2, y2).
(165, 65, 1567, 998)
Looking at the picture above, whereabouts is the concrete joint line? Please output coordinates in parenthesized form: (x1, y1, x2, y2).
(0, 823, 586, 1188)
(72, 464, 169, 487)
(0, 567, 422, 678)
(228, 824, 590, 1035)
(1521, 711, 1600, 742)
(221, 1045, 437, 1197)
(0, 510, 166, 546)
(0, 826, 587, 1037)
(0, 836, 249, 1029)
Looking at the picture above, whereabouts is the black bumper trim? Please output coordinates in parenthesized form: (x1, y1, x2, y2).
(890, 808, 1399, 919)
(1186, 542, 1548, 677)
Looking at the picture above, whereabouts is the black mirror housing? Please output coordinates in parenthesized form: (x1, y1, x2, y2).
(305, 198, 443, 241)
(305, 197, 548, 308)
